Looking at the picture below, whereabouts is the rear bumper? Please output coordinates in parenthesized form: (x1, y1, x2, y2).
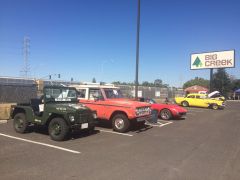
(219, 105, 225, 109)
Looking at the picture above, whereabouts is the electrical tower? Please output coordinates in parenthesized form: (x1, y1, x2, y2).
(21, 36, 30, 77)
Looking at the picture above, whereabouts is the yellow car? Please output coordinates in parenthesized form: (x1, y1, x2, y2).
(175, 93, 225, 110)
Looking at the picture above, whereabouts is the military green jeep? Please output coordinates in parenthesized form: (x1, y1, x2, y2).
(11, 85, 97, 141)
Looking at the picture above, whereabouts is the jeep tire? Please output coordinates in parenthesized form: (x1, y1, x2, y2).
(112, 114, 130, 133)
(48, 118, 69, 141)
(13, 113, 29, 133)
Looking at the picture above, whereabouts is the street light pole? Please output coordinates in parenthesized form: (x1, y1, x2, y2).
(135, 0, 141, 100)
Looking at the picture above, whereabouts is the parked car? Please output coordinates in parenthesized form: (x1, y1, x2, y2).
(175, 93, 225, 110)
(208, 91, 225, 101)
(139, 98, 187, 120)
(70, 84, 152, 133)
(11, 85, 97, 141)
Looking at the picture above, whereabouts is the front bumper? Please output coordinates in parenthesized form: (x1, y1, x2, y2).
(136, 115, 152, 122)
(71, 120, 97, 130)
(177, 112, 187, 117)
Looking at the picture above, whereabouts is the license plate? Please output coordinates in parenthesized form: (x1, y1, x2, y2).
(81, 123, 88, 129)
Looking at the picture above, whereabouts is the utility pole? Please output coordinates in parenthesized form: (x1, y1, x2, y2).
(22, 36, 30, 77)
(135, 0, 141, 100)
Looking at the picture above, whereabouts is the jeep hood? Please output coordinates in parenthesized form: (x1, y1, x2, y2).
(48, 103, 90, 112)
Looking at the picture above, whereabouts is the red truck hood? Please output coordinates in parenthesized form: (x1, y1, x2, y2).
(105, 98, 150, 108)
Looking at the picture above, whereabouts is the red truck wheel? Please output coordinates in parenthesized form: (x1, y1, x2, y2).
(112, 114, 130, 133)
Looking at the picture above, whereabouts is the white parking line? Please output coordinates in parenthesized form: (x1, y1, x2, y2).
(158, 121, 173, 127)
(96, 129, 133, 137)
(0, 133, 81, 154)
(145, 121, 173, 127)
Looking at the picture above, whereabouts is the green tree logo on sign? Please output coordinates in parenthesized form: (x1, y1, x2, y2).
(193, 56, 203, 67)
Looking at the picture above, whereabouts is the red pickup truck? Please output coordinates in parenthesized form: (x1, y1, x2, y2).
(71, 84, 152, 133)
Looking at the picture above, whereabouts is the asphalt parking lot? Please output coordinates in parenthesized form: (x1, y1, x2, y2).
(1, 101, 240, 180)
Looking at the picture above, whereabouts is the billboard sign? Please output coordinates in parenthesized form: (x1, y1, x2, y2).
(191, 50, 235, 70)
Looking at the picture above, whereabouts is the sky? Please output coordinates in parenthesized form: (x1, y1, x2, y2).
(0, 0, 239, 87)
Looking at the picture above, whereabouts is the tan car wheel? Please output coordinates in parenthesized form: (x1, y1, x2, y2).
(212, 104, 219, 110)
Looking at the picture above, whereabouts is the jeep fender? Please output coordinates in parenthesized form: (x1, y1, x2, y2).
(46, 113, 68, 127)
(12, 106, 34, 122)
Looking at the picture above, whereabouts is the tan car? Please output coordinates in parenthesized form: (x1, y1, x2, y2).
(175, 93, 225, 110)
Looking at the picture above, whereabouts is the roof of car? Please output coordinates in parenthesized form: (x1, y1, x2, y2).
(70, 84, 119, 89)
(187, 93, 207, 96)
(44, 85, 76, 89)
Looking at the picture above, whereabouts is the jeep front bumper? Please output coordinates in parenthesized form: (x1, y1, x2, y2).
(71, 120, 97, 130)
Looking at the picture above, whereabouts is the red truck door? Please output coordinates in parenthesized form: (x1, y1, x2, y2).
(81, 88, 107, 119)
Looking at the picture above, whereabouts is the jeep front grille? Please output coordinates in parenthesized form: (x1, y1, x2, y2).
(77, 113, 93, 124)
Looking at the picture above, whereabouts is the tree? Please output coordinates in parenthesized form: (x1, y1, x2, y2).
(92, 77, 96, 83)
(112, 81, 121, 85)
(212, 69, 231, 97)
(142, 81, 151, 86)
(154, 79, 162, 87)
(231, 79, 240, 91)
(183, 77, 209, 89)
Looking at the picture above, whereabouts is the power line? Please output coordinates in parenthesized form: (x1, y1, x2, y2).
(21, 36, 30, 77)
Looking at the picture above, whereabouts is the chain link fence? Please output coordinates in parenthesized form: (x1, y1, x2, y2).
(0, 77, 37, 103)
(0, 77, 185, 103)
(117, 85, 185, 100)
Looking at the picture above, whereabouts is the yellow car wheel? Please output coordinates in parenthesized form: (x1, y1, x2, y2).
(182, 101, 189, 107)
(212, 104, 219, 110)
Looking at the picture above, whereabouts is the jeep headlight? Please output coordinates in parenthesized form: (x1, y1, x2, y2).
(92, 112, 97, 119)
(69, 115, 75, 122)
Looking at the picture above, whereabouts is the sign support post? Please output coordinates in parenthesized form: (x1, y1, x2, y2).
(135, 0, 140, 100)
(210, 69, 213, 92)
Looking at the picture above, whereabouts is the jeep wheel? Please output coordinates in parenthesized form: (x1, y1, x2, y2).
(212, 104, 219, 110)
(182, 101, 189, 107)
(48, 118, 69, 141)
(13, 113, 28, 133)
(160, 109, 172, 120)
(112, 114, 130, 133)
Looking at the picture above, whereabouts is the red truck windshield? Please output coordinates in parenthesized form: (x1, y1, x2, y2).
(104, 89, 124, 99)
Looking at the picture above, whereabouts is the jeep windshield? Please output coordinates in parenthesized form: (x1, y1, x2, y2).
(45, 87, 78, 102)
(104, 89, 124, 99)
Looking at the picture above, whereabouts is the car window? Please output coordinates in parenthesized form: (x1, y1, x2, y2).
(44, 87, 77, 102)
(104, 89, 123, 99)
(188, 95, 195, 98)
(77, 89, 86, 98)
(196, 95, 200, 99)
(67, 89, 77, 98)
(89, 89, 103, 100)
(212, 94, 221, 98)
